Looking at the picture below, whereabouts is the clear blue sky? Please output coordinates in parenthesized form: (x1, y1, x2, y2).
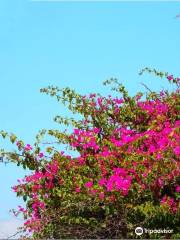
(0, 0, 180, 237)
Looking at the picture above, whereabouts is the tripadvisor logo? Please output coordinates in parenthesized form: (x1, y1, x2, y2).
(135, 227, 173, 236)
(135, 227, 143, 236)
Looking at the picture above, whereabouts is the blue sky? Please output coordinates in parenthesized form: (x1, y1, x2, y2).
(0, 0, 180, 237)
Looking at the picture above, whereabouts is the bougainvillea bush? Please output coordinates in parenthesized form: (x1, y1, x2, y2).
(1, 68, 180, 239)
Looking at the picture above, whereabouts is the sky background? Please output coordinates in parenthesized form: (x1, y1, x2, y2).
(0, 0, 180, 237)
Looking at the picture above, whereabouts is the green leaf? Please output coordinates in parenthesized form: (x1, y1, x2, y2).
(23, 195, 27, 202)
(10, 134, 17, 144)
(0, 130, 8, 139)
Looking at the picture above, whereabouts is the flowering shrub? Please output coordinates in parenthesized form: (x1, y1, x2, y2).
(1, 68, 180, 239)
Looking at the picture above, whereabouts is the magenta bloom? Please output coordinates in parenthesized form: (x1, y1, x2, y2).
(113, 168, 127, 176)
(98, 178, 107, 187)
(106, 174, 132, 194)
(174, 146, 180, 156)
(85, 181, 93, 188)
(160, 196, 167, 204)
(99, 192, 105, 200)
(24, 144, 32, 151)
(115, 98, 124, 104)
(176, 186, 180, 193)
(167, 75, 173, 81)
(38, 152, 44, 158)
(75, 187, 80, 193)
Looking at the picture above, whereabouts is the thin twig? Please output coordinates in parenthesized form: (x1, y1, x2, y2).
(42, 141, 59, 145)
(140, 82, 153, 93)
(7, 230, 22, 239)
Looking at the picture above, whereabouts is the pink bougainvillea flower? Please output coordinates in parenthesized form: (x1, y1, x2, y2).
(85, 181, 93, 188)
(75, 187, 81, 193)
(98, 178, 107, 187)
(38, 152, 44, 158)
(24, 144, 32, 151)
(157, 178, 163, 187)
(176, 186, 180, 193)
(167, 75, 173, 81)
(99, 192, 105, 200)
(113, 167, 127, 176)
(160, 196, 167, 204)
(174, 146, 180, 156)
